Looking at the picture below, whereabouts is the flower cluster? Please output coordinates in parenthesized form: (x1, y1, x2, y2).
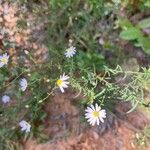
(1, 45, 106, 136)
(0, 52, 30, 132)
(56, 46, 76, 93)
(58, 47, 106, 126)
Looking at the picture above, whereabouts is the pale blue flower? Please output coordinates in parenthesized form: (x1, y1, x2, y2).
(0, 53, 9, 68)
(65, 46, 76, 58)
(20, 78, 28, 91)
(19, 120, 31, 133)
(1, 95, 10, 104)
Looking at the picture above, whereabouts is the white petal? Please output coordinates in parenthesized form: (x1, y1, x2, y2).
(63, 81, 69, 85)
(101, 109, 106, 114)
(100, 110, 106, 117)
(62, 76, 69, 81)
(101, 112, 106, 118)
(63, 84, 68, 88)
(90, 105, 95, 111)
(60, 86, 64, 93)
(21, 127, 27, 131)
(96, 118, 100, 125)
(95, 103, 101, 111)
(91, 118, 96, 126)
(87, 117, 95, 123)
(100, 117, 104, 123)
(85, 113, 93, 119)
(61, 82, 68, 87)
(85, 107, 93, 113)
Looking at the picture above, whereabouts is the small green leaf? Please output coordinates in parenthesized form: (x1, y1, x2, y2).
(138, 18, 150, 29)
(138, 37, 150, 54)
(120, 27, 142, 40)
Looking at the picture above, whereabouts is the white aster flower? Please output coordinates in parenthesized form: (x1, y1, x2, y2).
(56, 73, 69, 93)
(65, 46, 76, 58)
(85, 103, 106, 126)
(19, 120, 31, 133)
(0, 53, 9, 68)
(1, 95, 11, 104)
(20, 78, 28, 91)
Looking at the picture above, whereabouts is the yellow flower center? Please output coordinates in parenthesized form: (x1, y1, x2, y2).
(57, 79, 63, 86)
(67, 49, 72, 53)
(1, 58, 7, 64)
(92, 111, 99, 118)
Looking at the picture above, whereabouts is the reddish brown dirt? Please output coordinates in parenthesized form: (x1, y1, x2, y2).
(24, 93, 150, 150)
(25, 124, 135, 150)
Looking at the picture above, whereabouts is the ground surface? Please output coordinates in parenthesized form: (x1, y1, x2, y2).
(24, 93, 150, 150)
